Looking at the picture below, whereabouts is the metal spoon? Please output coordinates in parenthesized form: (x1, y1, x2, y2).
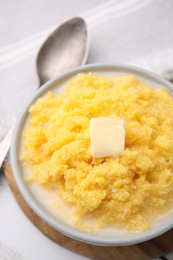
(0, 16, 89, 169)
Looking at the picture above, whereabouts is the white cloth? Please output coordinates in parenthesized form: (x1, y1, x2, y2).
(1, 0, 173, 259)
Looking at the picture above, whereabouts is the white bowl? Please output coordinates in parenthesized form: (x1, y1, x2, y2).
(11, 64, 173, 246)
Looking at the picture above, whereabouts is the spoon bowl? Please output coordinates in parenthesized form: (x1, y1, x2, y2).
(36, 17, 89, 86)
(0, 17, 89, 169)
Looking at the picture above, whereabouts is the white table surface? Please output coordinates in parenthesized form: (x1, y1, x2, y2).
(1, 0, 173, 259)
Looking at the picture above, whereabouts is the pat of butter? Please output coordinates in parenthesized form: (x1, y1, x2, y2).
(90, 117, 125, 158)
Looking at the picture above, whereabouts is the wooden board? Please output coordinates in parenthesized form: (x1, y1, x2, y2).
(3, 161, 173, 260)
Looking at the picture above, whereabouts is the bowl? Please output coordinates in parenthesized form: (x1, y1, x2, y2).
(10, 64, 173, 246)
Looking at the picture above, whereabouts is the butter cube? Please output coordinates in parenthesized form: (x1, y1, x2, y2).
(90, 117, 125, 158)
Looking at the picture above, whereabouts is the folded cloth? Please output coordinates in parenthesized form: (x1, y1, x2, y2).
(0, 243, 23, 260)
(128, 49, 173, 81)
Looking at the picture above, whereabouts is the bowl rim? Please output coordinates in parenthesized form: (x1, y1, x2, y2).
(10, 63, 173, 246)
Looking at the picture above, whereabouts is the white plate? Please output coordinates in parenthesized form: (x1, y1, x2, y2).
(11, 64, 173, 246)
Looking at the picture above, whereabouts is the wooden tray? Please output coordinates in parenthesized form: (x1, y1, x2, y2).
(4, 161, 173, 260)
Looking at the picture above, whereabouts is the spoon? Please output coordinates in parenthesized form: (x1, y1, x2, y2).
(0, 16, 89, 169)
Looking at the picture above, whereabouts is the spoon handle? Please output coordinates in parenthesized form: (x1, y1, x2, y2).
(0, 125, 14, 169)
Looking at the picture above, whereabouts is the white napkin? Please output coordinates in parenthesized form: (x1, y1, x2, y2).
(128, 49, 173, 81)
(0, 243, 23, 260)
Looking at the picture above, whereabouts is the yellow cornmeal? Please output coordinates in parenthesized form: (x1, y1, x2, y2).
(21, 73, 173, 232)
